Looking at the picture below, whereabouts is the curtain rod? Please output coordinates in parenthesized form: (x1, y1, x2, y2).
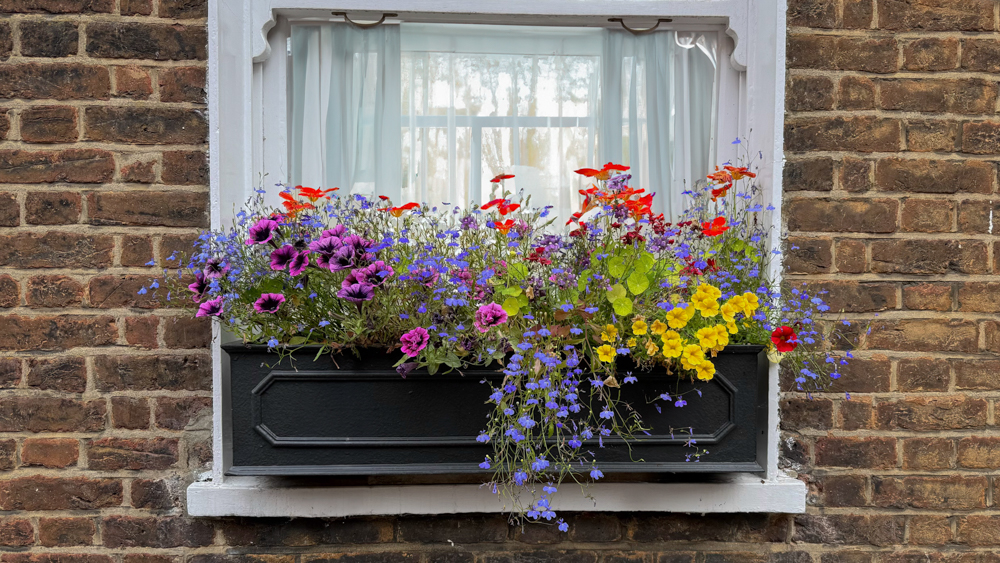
(325, 12, 674, 35)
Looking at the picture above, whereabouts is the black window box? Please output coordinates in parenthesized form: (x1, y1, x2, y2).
(223, 343, 768, 476)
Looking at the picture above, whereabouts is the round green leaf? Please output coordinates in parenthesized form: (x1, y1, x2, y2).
(627, 270, 650, 295)
(502, 297, 521, 315)
(612, 297, 633, 316)
(608, 257, 625, 278)
(606, 283, 627, 303)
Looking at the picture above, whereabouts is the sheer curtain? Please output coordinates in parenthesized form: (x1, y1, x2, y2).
(600, 30, 718, 218)
(290, 23, 402, 198)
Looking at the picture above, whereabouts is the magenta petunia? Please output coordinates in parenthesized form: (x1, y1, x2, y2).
(187, 271, 208, 302)
(474, 302, 508, 333)
(289, 250, 309, 276)
(400, 327, 430, 356)
(337, 282, 375, 303)
(246, 219, 279, 245)
(203, 257, 229, 279)
(269, 245, 297, 271)
(321, 225, 347, 239)
(308, 236, 341, 269)
(327, 245, 356, 272)
(195, 296, 224, 317)
(254, 293, 285, 314)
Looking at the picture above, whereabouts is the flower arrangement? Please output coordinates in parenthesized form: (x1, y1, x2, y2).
(153, 149, 857, 529)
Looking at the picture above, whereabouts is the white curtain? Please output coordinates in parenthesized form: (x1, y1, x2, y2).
(290, 23, 402, 198)
(600, 30, 718, 218)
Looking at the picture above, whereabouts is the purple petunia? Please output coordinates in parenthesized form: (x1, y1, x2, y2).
(253, 293, 285, 314)
(195, 296, 224, 317)
(327, 245, 356, 272)
(344, 260, 394, 288)
(187, 271, 208, 302)
(269, 244, 297, 271)
(203, 257, 229, 278)
(308, 236, 342, 269)
(246, 219, 278, 245)
(337, 282, 375, 303)
(321, 225, 347, 239)
(289, 250, 309, 276)
(400, 327, 429, 356)
(474, 303, 508, 333)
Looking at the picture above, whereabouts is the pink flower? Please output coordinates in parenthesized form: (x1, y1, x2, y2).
(196, 296, 223, 317)
(474, 303, 508, 333)
(254, 293, 285, 314)
(400, 327, 429, 356)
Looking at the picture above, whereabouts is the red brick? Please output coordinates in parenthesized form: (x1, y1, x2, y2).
(110, 397, 150, 429)
(38, 518, 94, 547)
(898, 357, 951, 392)
(0, 359, 20, 388)
(838, 396, 875, 431)
(87, 437, 178, 471)
(26, 275, 82, 308)
(121, 235, 155, 267)
(830, 356, 892, 393)
(900, 199, 952, 232)
(962, 121, 1000, 155)
(25, 356, 86, 392)
(120, 0, 152, 15)
(786, 116, 901, 153)
(162, 151, 208, 185)
(124, 556, 175, 563)
(901, 437, 954, 470)
(834, 239, 866, 273)
(0, 315, 117, 351)
(0, 476, 121, 510)
(159, 233, 199, 262)
(837, 76, 876, 110)
(0, 276, 19, 307)
(870, 239, 987, 275)
(787, 198, 897, 233)
(794, 515, 904, 546)
(954, 359, 1000, 390)
(816, 475, 866, 507)
(88, 275, 160, 309)
(159, 67, 205, 103)
(131, 479, 179, 509)
(810, 281, 897, 313)
(780, 397, 832, 430)
(840, 157, 872, 192)
(958, 282, 1000, 312)
(155, 396, 211, 430)
(0, 397, 105, 432)
(24, 192, 81, 225)
(125, 316, 158, 348)
(787, 35, 898, 73)
(877, 396, 987, 431)
(3, 556, 113, 563)
(873, 475, 986, 510)
(786, 75, 834, 111)
(785, 237, 831, 274)
(20, 106, 78, 143)
(783, 158, 833, 192)
(787, 0, 837, 28)
(902, 283, 952, 311)
(877, 0, 995, 31)
(22, 438, 79, 468)
(0, 193, 18, 226)
(159, 0, 207, 18)
(162, 316, 210, 348)
(113, 66, 151, 100)
(0, 64, 110, 100)
(957, 437, 1000, 469)
(815, 437, 896, 469)
(958, 199, 1000, 233)
(876, 158, 994, 194)
(87, 191, 208, 227)
(0, 24, 9, 61)
(879, 78, 996, 114)
(0, 149, 114, 183)
(85, 107, 207, 145)
(120, 158, 156, 184)
(962, 39, 1000, 72)
(902, 37, 959, 71)
(908, 516, 953, 546)
(1, 1, 113, 13)
(0, 519, 34, 547)
(842, 1, 873, 28)
(86, 23, 207, 61)
(102, 516, 214, 548)
(868, 319, 978, 353)
(906, 120, 961, 153)
(94, 354, 211, 391)
(957, 516, 1000, 546)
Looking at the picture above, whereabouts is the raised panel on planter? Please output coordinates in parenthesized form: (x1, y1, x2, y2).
(224, 343, 767, 476)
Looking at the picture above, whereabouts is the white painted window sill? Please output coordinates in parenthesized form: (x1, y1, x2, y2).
(187, 473, 806, 517)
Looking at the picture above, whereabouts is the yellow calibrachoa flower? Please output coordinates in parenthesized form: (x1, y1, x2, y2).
(650, 320, 668, 336)
(711, 324, 730, 350)
(627, 337, 637, 348)
(696, 326, 719, 349)
(680, 344, 705, 370)
(601, 324, 618, 343)
(645, 339, 660, 356)
(728, 294, 746, 311)
(661, 330, 684, 358)
(631, 319, 648, 336)
(597, 344, 616, 363)
(741, 292, 760, 317)
(692, 285, 721, 317)
(720, 301, 740, 323)
(726, 320, 739, 334)
(696, 361, 716, 381)
(666, 304, 695, 329)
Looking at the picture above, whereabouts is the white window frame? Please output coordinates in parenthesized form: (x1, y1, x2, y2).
(191, 0, 802, 518)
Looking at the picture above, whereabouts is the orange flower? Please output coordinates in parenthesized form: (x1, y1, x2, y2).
(701, 217, 729, 237)
(490, 174, 515, 183)
(724, 165, 756, 180)
(491, 219, 516, 232)
(710, 185, 730, 201)
(498, 202, 520, 216)
(295, 186, 338, 202)
(481, 198, 505, 210)
(574, 162, 630, 181)
(384, 202, 420, 217)
(279, 191, 315, 217)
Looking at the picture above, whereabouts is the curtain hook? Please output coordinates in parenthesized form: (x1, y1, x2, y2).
(608, 17, 672, 35)
(332, 12, 398, 29)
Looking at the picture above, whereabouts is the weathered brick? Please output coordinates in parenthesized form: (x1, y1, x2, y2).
(88, 275, 160, 309)
(958, 282, 1000, 312)
(114, 66, 152, 100)
(131, 479, 178, 510)
(0, 23, 10, 61)
(159, 67, 206, 103)
(159, 0, 207, 18)
(1, 1, 114, 13)
(0, 276, 19, 307)
(900, 199, 952, 232)
(397, 515, 508, 543)
(624, 514, 785, 543)
(787, 35, 898, 73)
(25, 356, 86, 392)
(908, 516, 953, 546)
(125, 316, 158, 348)
(0, 316, 117, 351)
(786, 75, 834, 112)
(121, 235, 155, 266)
(954, 359, 1000, 390)
(817, 475, 866, 507)
(868, 319, 978, 353)
(840, 157, 872, 193)
(842, 1, 874, 28)
(876, 158, 993, 194)
(870, 240, 987, 275)
(85, 107, 207, 145)
(787, 198, 897, 233)
(94, 354, 211, 391)
(957, 437, 1000, 469)
(0, 359, 20, 388)
(834, 239, 866, 273)
(901, 437, 953, 470)
(120, 159, 156, 184)
(0, 397, 105, 432)
(810, 281, 897, 312)
(0, 64, 109, 100)
(880, 78, 996, 114)
(120, 0, 152, 15)
(786, 117, 901, 153)
(962, 121, 1000, 155)
(794, 515, 904, 546)
(784, 158, 833, 192)
(87, 191, 208, 227)
(837, 76, 876, 110)
(902, 37, 959, 71)
(780, 397, 832, 430)
(877, 0, 995, 31)
(906, 120, 961, 153)
(0, 149, 114, 183)
(26, 275, 83, 308)
(86, 23, 207, 61)
(20, 106, 78, 143)
(0, 476, 121, 510)
(962, 39, 1000, 72)
(873, 475, 986, 510)
(787, 0, 836, 27)
(877, 396, 987, 431)
(830, 356, 892, 393)
(0, 193, 17, 226)
(815, 437, 896, 469)
(838, 396, 875, 430)
(957, 516, 1000, 546)
(161, 316, 209, 349)
(124, 556, 175, 563)
(162, 150, 207, 184)
(25, 191, 81, 224)
(2, 556, 113, 563)
(220, 518, 389, 546)
(38, 518, 95, 547)
(111, 397, 150, 429)
(155, 396, 210, 430)
(898, 357, 951, 392)
(958, 199, 1000, 233)
(22, 438, 79, 468)
(785, 237, 831, 274)
(304, 555, 421, 563)
(0, 519, 34, 547)
(20, 21, 79, 58)
(159, 233, 199, 262)
(87, 437, 178, 470)
(102, 516, 213, 548)
(902, 283, 952, 312)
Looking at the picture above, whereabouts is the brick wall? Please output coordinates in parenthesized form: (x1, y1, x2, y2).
(0, 0, 997, 562)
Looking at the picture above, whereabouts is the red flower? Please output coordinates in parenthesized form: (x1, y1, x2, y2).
(701, 217, 729, 236)
(491, 219, 515, 233)
(295, 186, 338, 202)
(378, 195, 390, 201)
(490, 174, 515, 183)
(279, 191, 316, 217)
(574, 162, 630, 181)
(498, 202, 520, 216)
(724, 165, 756, 180)
(771, 326, 799, 353)
(481, 198, 505, 210)
(385, 202, 420, 217)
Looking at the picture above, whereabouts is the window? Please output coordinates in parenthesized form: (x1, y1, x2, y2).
(197, 0, 797, 517)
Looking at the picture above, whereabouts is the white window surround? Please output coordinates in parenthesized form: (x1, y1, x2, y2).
(192, 0, 802, 518)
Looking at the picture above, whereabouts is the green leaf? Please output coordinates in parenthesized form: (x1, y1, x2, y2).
(606, 283, 627, 303)
(517, 294, 530, 308)
(509, 263, 529, 280)
(577, 269, 591, 292)
(502, 297, 521, 315)
(287, 335, 308, 346)
(612, 297, 633, 316)
(635, 252, 656, 274)
(627, 271, 649, 295)
(608, 257, 625, 278)
(502, 286, 523, 296)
